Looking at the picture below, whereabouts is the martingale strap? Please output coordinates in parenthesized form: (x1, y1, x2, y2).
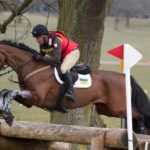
(24, 66, 50, 81)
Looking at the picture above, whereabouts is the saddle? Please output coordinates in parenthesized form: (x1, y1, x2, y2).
(71, 63, 91, 75)
(56, 63, 91, 84)
(50, 63, 91, 113)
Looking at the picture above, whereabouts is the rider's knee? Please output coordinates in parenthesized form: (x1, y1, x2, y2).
(60, 66, 68, 74)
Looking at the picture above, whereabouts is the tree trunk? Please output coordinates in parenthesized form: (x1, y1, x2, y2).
(125, 14, 130, 28)
(51, 0, 112, 149)
(58, 0, 112, 70)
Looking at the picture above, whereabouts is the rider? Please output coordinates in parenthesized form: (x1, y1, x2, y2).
(31, 24, 80, 102)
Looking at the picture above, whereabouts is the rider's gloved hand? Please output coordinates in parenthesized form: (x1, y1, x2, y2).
(32, 53, 42, 61)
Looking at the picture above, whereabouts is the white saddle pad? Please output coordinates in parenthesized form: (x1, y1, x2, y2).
(54, 68, 92, 88)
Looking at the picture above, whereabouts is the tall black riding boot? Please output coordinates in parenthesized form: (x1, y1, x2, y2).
(63, 71, 75, 102)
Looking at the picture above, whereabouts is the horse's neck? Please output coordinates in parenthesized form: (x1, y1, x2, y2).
(6, 47, 30, 70)
(3, 45, 55, 81)
(3, 46, 35, 77)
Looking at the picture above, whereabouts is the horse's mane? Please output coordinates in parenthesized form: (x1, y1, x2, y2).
(0, 40, 37, 54)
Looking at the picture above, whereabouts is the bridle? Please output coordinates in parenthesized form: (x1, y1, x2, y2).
(0, 58, 33, 88)
(0, 57, 51, 85)
(0, 60, 12, 76)
(0, 59, 33, 77)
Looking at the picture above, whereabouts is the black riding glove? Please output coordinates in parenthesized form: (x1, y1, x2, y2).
(32, 53, 60, 67)
(32, 53, 42, 61)
(42, 56, 60, 67)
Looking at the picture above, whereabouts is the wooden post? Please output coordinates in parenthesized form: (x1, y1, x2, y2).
(0, 119, 138, 149)
(105, 129, 138, 149)
(0, 136, 51, 150)
(135, 134, 150, 150)
(91, 133, 105, 150)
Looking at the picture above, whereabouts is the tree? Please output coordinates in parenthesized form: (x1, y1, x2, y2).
(109, 0, 150, 30)
(0, 1, 112, 149)
(0, 0, 59, 41)
(50, 0, 112, 149)
(57, 0, 112, 70)
(0, 0, 33, 33)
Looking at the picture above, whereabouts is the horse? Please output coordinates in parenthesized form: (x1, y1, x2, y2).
(0, 40, 150, 134)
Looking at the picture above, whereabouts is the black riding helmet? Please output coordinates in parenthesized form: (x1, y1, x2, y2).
(32, 24, 48, 38)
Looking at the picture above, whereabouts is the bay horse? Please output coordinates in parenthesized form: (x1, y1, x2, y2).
(0, 40, 150, 134)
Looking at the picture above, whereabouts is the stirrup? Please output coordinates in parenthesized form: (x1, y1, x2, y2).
(65, 90, 75, 102)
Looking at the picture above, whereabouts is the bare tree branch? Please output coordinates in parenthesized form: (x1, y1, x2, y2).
(0, 0, 33, 33)
(41, 0, 59, 13)
(13, 15, 31, 41)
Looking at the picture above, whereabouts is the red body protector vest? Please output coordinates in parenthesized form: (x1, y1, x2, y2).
(48, 31, 79, 59)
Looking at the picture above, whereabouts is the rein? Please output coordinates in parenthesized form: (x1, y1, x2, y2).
(17, 59, 33, 69)
(0, 59, 33, 77)
(0, 67, 14, 76)
(0, 60, 13, 76)
(0, 55, 51, 84)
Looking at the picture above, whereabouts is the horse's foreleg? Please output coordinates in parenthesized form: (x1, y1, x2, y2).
(14, 90, 33, 108)
(0, 89, 41, 126)
(0, 89, 33, 109)
(0, 89, 34, 126)
(15, 90, 32, 99)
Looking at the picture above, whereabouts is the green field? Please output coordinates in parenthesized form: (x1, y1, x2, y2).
(0, 13, 150, 128)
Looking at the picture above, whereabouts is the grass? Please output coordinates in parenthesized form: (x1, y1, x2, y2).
(101, 17, 150, 97)
(0, 12, 58, 123)
(101, 17, 150, 62)
(0, 13, 150, 128)
(100, 17, 150, 127)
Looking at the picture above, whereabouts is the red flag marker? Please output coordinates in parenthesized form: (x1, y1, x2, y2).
(108, 45, 124, 59)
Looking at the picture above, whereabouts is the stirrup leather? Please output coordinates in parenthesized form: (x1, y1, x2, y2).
(65, 89, 75, 101)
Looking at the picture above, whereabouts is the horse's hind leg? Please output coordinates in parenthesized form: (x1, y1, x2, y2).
(133, 119, 146, 134)
(120, 118, 146, 134)
(95, 103, 112, 116)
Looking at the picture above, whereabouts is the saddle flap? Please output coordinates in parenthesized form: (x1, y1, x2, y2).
(54, 68, 92, 88)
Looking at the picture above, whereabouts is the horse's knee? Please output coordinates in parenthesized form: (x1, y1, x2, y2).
(133, 120, 146, 134)
(14, 95, 32, 108)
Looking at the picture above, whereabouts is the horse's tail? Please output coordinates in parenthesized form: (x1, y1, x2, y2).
(131, 76, 150, 129)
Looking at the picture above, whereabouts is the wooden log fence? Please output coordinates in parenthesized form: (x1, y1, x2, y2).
(0, 119, 149, 150)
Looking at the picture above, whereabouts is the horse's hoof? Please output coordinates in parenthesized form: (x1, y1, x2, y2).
(0, 89, 10, 98)
(3, 111, 14, 126)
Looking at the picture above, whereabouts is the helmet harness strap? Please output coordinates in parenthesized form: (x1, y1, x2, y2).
(42, 36, 48, 45)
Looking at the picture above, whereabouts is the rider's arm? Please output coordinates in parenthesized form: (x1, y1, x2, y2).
(37, 37, 62, 66)
(39, 46, 46, 56)
(33, 37, 61, 66)
(52, 37, 62, 61)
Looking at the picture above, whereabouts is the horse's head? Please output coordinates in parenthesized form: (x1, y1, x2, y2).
(0, 40, 50, 80)
(0, 40, 38, 76)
